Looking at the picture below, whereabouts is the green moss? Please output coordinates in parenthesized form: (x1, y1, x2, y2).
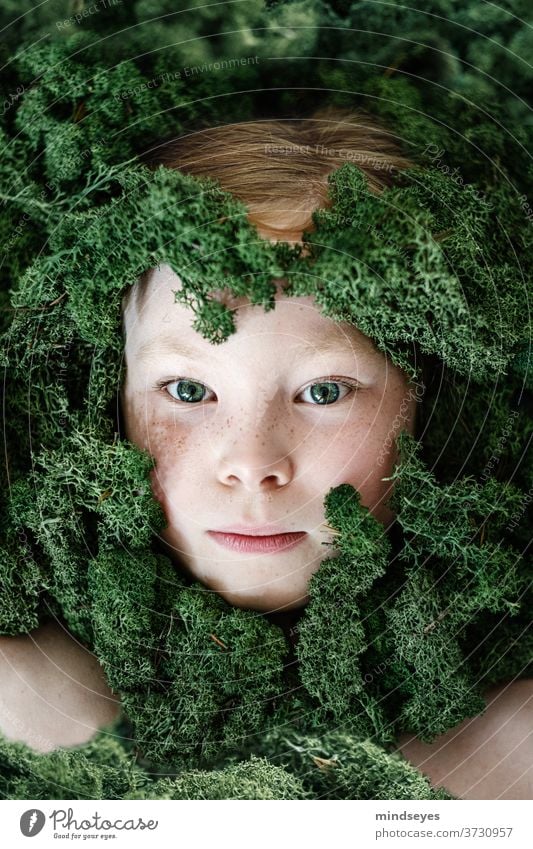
(0, 732, 147, 801)
(0, 723, 453, 800)
(119, 573, 288, 767)
(0, 1, 531, 800)
(214, 726, 454, 799)
(125, 756, 308, 800)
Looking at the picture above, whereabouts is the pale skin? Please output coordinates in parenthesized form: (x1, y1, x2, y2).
(0, 222, 530, 801)
(0, 622, 121, 753)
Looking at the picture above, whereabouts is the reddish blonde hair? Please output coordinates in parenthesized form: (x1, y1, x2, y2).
(140, 104, 415, 236)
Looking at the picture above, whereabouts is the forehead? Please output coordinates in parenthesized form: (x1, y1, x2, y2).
(123, 262, 380, 361)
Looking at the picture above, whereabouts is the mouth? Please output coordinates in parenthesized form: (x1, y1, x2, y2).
(206, 530, 307, 555)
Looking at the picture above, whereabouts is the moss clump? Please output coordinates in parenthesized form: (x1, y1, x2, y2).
(124, 756, 308, 801)
(0, 722, 454, 800)
(219, 727, 454, 800)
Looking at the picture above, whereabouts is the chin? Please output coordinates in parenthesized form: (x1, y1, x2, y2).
(157, 537, 312, 613)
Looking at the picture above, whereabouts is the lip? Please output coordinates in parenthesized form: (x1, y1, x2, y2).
(214, 524, 300, 537)
(207, 529, 307, 555)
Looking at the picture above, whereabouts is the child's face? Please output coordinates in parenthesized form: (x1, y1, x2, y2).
(122, 262, 417, 612)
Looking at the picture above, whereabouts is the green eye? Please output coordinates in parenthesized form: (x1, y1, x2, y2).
(301, 381, 351, 405)
(159, 378, 356, 406)
(167, 379, 208, 403)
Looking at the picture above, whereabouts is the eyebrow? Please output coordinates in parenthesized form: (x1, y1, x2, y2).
(137, 333, 373, 363)
(138, 337, 217, 362)
(291, 337, 372, 358)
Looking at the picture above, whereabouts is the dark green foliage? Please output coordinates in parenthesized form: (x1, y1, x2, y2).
(0, 0, 531, 801)
(296, 486, 394, 742)
(89, 550, 160, 691)
(222, 727, 454, 800)
(119, 576, 288, 766)
(284, 164, 529, 380)
(0, 722, 309, 800)
(124, 756, 308, 800)
(0, 723, 454, 800)
(0, 730, 147, 800)
(0, 531, 43, 635)
(377, 435, 529, 740)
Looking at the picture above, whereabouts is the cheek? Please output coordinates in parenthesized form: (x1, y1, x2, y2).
(316, 417, 387, 486)
(147, 423, 197, 508)
(315, 388, 414, 507)
(123, 392, 195, 506)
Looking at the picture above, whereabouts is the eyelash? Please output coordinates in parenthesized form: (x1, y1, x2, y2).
(154, 376, 361, 406)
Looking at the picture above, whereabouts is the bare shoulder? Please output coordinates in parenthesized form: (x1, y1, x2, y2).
(0, 620, 122, 753)
(396, 678, 533, 799)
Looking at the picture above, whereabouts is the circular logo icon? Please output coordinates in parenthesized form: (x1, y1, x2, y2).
(20, 809, 46, 837)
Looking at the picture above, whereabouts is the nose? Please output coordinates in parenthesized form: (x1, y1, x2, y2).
(215, 431, 294, 492)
